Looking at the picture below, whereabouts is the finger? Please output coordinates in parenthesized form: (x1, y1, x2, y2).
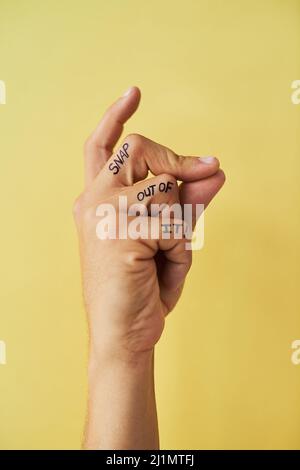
(179, 169, 226, 229)
(150, 218, 192, 313)
(157, 172, 226, 308)
(118, 173, 180, 212)
(107, 171, 225, 231)
(154, 170, 225, 312)
(84, 86, 141, 187)
(94, 134, 220, 193)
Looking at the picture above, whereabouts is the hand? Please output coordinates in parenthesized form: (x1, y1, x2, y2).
(74, 87, 225, 449)
(73, 87, 225, 364)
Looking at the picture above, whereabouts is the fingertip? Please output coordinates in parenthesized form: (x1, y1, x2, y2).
(198, 156, 220, 169)
(122, 86, 141, 101)
(179, 168, 226, 208)
(179, 155, 220, 182)
(216, 168, 226, 186)
(108, 86, 141, 124)
(119, 86, 141, 118)
(131, 86, 141, 107)
(198, 156, 217, 164)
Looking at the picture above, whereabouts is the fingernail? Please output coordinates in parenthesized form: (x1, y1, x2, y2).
(198, 156, 216, 164)
(123, 86, 134, 97)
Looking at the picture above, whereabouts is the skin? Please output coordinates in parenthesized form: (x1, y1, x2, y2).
(73, 86, 226, 449)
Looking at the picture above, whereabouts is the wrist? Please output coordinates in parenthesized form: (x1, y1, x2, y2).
(88, 345, 154, 378)
(85, 345, 157, 450)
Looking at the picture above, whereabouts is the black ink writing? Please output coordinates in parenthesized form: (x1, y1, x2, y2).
(108, 142, 130, 175)
(159, 181, 174, 193)
(137, 181, 174, 201)
(161, 222, 184, 235)
(137, 184, 156, 201)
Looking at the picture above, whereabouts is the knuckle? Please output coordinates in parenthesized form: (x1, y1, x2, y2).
(218, 169, 226, 184)
(72, 195, 83, 220)
(82, 206, 95, 226)
(123, 250, 141, 268)
(164, 147, 179, 169)
(186, 251, 193, 271)
(73, 193, 94, 226)
(124, 133, 144, 158)
(83, 135, 95, 155)
(159, 173, 177, 187)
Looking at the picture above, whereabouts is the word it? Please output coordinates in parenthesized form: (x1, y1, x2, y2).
(161, 222, 185, 236)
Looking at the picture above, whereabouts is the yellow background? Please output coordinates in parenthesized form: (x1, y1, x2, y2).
(1, 0, 300, 450)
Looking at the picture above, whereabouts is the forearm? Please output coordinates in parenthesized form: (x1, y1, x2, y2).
(84, 349, 159, 450)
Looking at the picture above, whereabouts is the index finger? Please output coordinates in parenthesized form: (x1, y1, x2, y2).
(84, 86, 141, 187)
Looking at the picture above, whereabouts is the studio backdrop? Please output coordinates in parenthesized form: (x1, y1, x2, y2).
(0, 0, 300, 450)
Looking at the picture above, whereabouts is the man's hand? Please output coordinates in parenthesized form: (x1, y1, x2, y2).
(73, 87, 225, 449)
